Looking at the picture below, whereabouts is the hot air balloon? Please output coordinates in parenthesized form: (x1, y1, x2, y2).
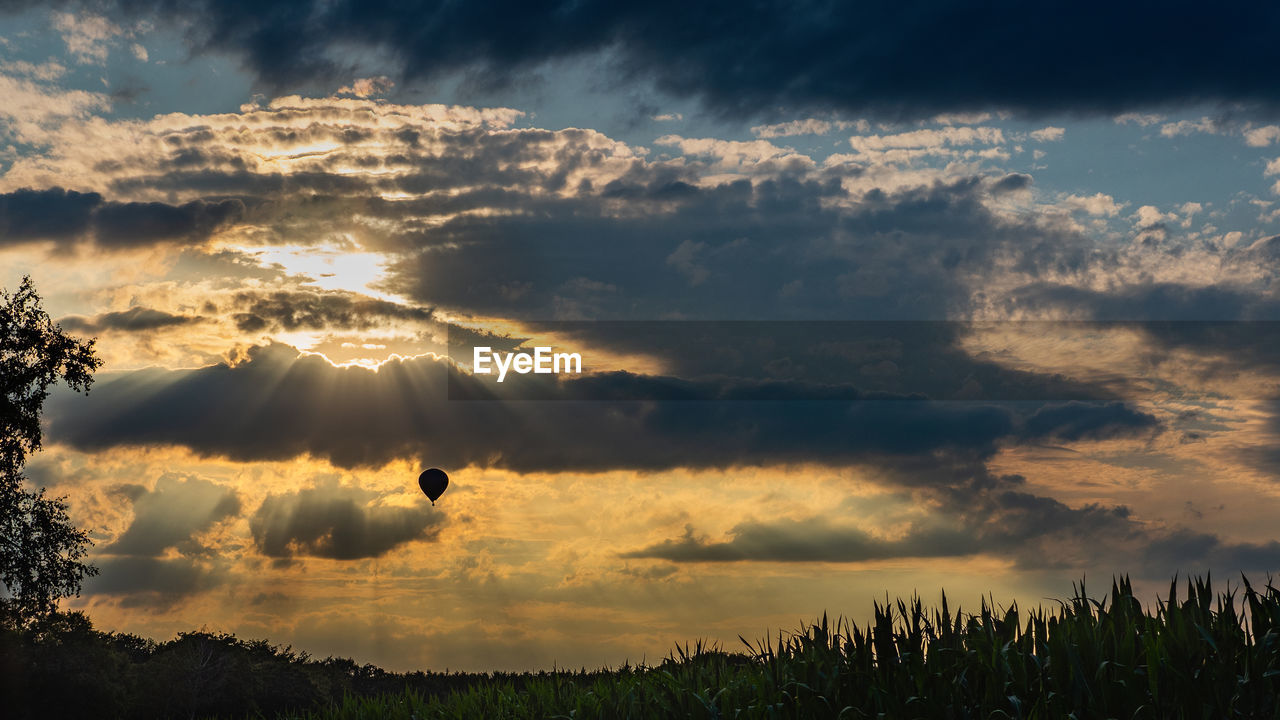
(418, 468, 449, 505)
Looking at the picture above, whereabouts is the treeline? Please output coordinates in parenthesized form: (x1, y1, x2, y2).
(0, 609, 610, 719)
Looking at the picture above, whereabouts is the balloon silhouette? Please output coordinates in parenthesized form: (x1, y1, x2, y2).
(418, 468, 449, 505)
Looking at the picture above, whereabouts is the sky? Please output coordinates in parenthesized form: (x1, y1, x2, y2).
(4, 1, 1280, 672)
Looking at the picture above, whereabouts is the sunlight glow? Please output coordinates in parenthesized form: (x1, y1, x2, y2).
(299, 349, 445, 371)
(253, 142, 343, 161)
(244, 241, 400, 301)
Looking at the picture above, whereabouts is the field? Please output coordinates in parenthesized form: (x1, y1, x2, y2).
(280, 576, 1280, 719)
(7, 575, 1280, 719)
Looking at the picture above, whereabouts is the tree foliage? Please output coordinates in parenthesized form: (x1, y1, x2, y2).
(1, 275, 102, 621)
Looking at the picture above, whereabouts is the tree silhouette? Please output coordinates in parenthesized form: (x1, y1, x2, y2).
(1, 275, 102, 622)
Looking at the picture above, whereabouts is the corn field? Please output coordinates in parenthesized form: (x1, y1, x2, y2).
(282, 576, 1280, 720)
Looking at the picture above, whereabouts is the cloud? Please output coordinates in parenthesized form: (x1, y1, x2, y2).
(9, 92, 1278, 410)
(1124, 320, 1280, 378)
(103, 473, 241, 557)
(1029, 127, 1065, 142)
(1245, 125, 1280, 147)
(87, 555, 228, 605)
(249, 481, 445, 560)
(932, 112, 993, 126)
(1006, 283, 1280, 321)
(0, 187, 245, 248)
(624, 486, 1140, 569)
(47, 338, 1151, 479)
(835, 126, 1013, 166)
(655, 135, 805, 171)
(989, 172, 1032, 196)
(336, 76, 393, 97)
(1062, 192, 1124, 217)
(5, 93, 1258, 332)
(1114, 112, 1164, 127)
(13, 1, 1280, 118)
(45, 343, 1006, 471)
(664, 239, 708, 286)
(94, 198, 246, 246)
(849, 126, 1005, 153)
(85, 474, 240, 606)
(377, 175, 1099, 321)
(0, 186, 101, 241)
(624, 486, 1280, 576)
(1020, 401, 1158, 442)
(751, 119, 866, 138)
(1, 94, 525, 200)
(230, 288, 432, 333)
(0, 59, 68, 81)
(1160, 116, 1226, 138)
(53, 340, 1170, 576)
(51, 11, 124, 65)
(1141, 530, 1280, 575)
(0, 73, 110, 147)
(58, 307, 201, 334)
(512, 321, 1119, 402)
(624, 517, 976, 563)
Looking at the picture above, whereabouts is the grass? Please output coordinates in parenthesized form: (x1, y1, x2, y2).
(279, 576, 1280, 720)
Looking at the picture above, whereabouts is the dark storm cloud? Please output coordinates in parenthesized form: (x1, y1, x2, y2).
(7, 162, 1099, 326)
(249, 482, 446, 560)
(0, 187, 245, 248)
(0, 187, 100, 241)
(58, 307, 201, 334)
(104, 474, 241, 557)
(15, 0, 1280, 117)
(47, 342, 1152, 474)
(231, 288, 433, 333)
(94, 198, 246, 247)
(500, 321, 1121, 399)
(384, 176, 1098, 321)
